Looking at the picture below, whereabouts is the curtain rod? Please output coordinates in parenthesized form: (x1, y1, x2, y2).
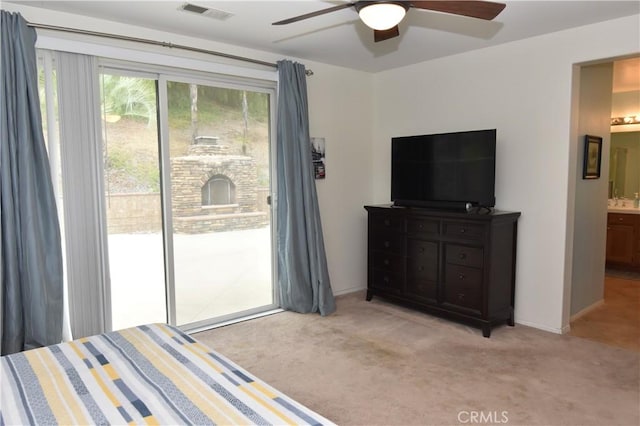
(27, 22, 314, 76)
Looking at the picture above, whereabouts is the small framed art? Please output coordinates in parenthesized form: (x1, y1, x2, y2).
(582, 135, 602, 179)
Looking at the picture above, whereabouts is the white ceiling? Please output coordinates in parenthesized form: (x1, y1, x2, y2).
(7, 0, 640, 73)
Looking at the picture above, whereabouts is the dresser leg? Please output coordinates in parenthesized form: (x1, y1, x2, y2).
(366, 290, 373, 301)
(482, 326, 491, 338)
(508, 308, 515, 327)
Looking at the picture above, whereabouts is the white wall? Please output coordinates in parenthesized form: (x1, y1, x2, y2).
(570, 63, 613, 317)
(305, 63, 373, 295)
(372, 15, 640, 333)
(3, 2, 374, 298)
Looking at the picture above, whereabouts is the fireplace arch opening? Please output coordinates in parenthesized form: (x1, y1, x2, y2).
(202, 175, 236, 206)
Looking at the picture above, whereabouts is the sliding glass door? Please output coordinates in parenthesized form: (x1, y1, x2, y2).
(101, 67, 277, 331)
(100, 72, 167, 331)
(161, 78, 275, 327)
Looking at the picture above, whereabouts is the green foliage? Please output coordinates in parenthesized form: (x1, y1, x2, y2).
(105, 147, 160, 192)
(167, 82, 268, 125)
(101, 75, 157, 125)
(101, 77, 270, 193)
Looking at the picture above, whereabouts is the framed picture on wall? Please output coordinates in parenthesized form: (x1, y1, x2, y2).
(583, 135, 602, 179)
(311, 137, 326, 179)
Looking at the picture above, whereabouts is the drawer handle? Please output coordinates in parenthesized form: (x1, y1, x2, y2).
(419, 266, 424, 271)
(384, 259, 390, 266)
(618, 218, 623, 221)
(384, 241, 390, 248)
(460, 228, 466, 233)
(383, 276, 390, 283)
(420, 247, 425, 253)
(457, 293, 465, 301)
(458, 273, 465, 280)
(384, 219, 391, 226)
(458, 252, 467, 260)
(418, 224, 424, 229)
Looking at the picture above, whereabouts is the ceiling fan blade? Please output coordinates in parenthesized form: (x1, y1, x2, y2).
(272, 3, 355, 25)
(410, 1, 506, 20)
(374, 26, 400, 42)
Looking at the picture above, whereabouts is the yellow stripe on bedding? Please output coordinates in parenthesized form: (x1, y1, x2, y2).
(238, 383, 297, 425)
(184, 341, 225, 373)
(68, 341, 123, 409)
(69, 339, 88, 359)
(120, 327, 251, 426)
(152, 325, 295, 425)
(144, 415, 160, 426)
(24, 348, 90, 426)
(155, 325, 223, 374)
(248, 380, 278, 400)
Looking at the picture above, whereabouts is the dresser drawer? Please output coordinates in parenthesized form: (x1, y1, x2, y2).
(406, 279, 437, 302)
(407, 258, 438, 281)
(370, 213, 404, 232)
(372, 252, 404, 275)
(608, 213, 637, 226)
(407, 238, 437, 259)
(370, 270, 403, 294)
(445, 264, 483, 286)
(407, 218, 439, 235)
(370, 232, 404, 254)
(443, 264, 483, 312)
(445, 244, 484, 268)
(443, 221, 485, 239)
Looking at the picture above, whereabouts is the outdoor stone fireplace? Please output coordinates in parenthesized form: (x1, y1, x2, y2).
(171, 137, 268, 234)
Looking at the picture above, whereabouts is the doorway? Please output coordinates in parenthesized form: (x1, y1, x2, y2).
(568, 56, 639, 351)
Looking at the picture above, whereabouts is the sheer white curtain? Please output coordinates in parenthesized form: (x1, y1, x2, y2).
(55, 51, 111, 338)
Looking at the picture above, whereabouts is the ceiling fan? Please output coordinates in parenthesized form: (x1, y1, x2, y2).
(273, 1, 506, 42)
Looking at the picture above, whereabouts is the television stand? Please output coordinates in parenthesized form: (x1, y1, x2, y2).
(365, 204, 520, 337)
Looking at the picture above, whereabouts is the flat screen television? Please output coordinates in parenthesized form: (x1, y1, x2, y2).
(391, 129, 496, 210)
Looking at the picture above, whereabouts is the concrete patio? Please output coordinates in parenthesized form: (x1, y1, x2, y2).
(108, 226, 274, 330)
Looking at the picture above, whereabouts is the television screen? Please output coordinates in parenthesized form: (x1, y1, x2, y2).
(391, 129, 496, 209)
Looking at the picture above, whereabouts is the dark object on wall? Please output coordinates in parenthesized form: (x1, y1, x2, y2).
(311, 137, 326, 179)
(583, 135, 603, 179)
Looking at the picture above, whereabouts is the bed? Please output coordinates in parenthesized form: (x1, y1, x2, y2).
(0, 323, 335, 425)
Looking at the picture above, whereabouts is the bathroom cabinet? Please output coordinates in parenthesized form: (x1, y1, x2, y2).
(364, 205, 520, 337)
(606, 212, 640, 271)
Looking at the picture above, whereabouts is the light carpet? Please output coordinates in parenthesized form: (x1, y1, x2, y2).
(194, 291, 639, 426)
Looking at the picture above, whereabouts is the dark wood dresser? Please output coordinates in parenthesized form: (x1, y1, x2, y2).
(365, 204, 521, 337)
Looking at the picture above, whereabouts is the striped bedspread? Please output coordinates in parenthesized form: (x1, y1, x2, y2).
(0, 323, 334, 425)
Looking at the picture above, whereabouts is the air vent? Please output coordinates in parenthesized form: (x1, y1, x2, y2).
(178, 3, 234, 21)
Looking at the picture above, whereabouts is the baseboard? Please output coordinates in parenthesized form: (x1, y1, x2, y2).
(570, 299, 605, 322)
(514, 319, 565, 335)
(333, 285, 366, 297)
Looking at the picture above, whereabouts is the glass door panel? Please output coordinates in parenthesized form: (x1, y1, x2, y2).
(165, 81, 274, 327)
(100, 73, 167, 330)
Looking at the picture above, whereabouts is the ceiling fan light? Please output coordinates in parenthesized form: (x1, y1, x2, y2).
(358, 3, 407, 31)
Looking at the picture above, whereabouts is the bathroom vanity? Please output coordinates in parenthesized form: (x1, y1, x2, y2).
(606, 206, 640, 271)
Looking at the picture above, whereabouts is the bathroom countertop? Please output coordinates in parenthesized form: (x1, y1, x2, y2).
(608, 205, 640, 214)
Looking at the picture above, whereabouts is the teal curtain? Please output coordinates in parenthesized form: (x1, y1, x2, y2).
(0, 11, 64, 354)
(276, 60, 336, 316)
